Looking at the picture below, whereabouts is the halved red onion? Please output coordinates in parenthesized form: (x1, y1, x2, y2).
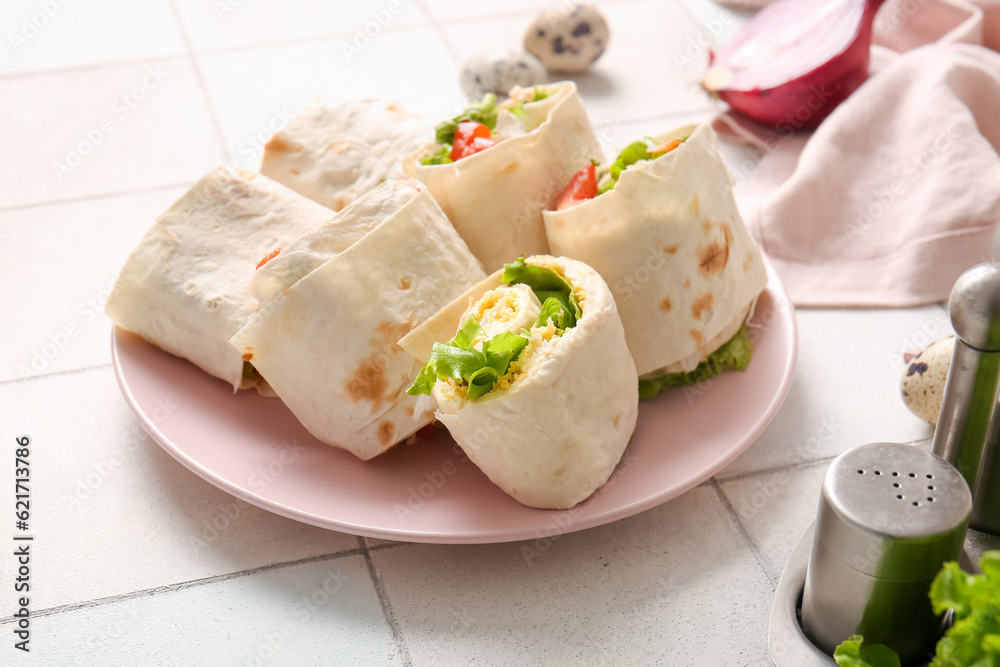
(703, 0, 887, 131)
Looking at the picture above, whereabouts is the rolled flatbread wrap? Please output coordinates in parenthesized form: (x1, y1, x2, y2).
(229, 181, 487, 461)
(400, 255, 638, 509)
(410, 82, 604, 271)
(261, 99, 433, 211)
(105, 168, 335, 391)
(544, 123, 768, 379)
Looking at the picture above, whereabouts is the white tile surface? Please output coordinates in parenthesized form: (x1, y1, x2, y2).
(0, 0, 185, 76)
(0, 367, 361, 611)
(5, 555, 399, 666)
(197, 28, 460, 169)
(171, 0, 428, 53)
(718, 307, 940, 477)
(0, 1, 975, 664)
(437, 1, 717, 124)
(0, 58, 225, 209)
(376, 487, 774, 665)
(0, 187, 187, 382)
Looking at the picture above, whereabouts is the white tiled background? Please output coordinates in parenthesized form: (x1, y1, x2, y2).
(0, 1, 945, 664)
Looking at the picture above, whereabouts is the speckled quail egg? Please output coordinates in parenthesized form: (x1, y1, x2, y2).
(524, 3, 609, 73)
(900, 334, 955, 425)
(459, 49, 547, 100)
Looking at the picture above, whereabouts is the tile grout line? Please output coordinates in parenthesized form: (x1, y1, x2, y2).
(167, 0, 233, 163)
(709, 477, 779, 589)
(360, 538, 413, 667)
(1, 362, 114, 388)
(0, 180, 195, 214)
(0, 548, 364, 625)
(714, 456, 838, 485)
(412, 0, 461, 65)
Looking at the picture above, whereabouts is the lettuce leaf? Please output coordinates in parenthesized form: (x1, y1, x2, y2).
(531, 86, 552, 102)
(929, 552, 1000, 667)
(502, 256, 581, 330)
(596, 136, 688, 195)
(405, 317, 529, 400)
(833, 636, 901, 667)
(426, 93, 499, 150)
(638, 326, 753, 400)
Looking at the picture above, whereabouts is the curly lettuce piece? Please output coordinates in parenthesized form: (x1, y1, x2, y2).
(638, 326, 753, 400)
(833, 635, 901, 667)
(502, 255, 581, 330)
(929, 551, 1000, 667)
(596, 136, 687, 195)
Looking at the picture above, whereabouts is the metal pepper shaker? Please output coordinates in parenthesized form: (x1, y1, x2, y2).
(932, 262, 1000, 535)
(799, 443, 971, 663)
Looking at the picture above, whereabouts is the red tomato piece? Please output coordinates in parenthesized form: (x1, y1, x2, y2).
(450, 121, 494, 161)
(555, 163, 597, 211)
(256, 248, 281, 270)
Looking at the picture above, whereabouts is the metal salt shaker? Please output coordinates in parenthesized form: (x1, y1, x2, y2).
(799, 443, 971, 663)
(933, 262, 1000, 537)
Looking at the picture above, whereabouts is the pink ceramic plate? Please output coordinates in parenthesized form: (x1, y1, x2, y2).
(111, 264, 796, 544)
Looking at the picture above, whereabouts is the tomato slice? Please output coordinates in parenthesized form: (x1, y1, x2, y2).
(450, 121, 494, 161)
(555, 163, 597, 211)
(256, 248, 281, 270)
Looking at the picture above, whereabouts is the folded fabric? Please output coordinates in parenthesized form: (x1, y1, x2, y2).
(711, 0, 1000, 307)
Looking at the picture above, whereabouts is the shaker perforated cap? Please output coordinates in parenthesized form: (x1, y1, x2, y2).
(817, 443, 971, 580)
(801, 443, 972, 660)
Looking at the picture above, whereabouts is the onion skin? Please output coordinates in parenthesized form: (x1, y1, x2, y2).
(705, 0, 887, 131)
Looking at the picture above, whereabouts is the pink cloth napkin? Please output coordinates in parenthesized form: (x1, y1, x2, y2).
(713, 0, 1000, 307)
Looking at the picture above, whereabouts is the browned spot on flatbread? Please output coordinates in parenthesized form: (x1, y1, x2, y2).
(663, 243, 679, 256)
(385, 102, 401, 112)
(659, 297, 672, 313)
(242, 350, 253, 361)
(377, 420, 396, 446)
(691, 292, 714, 320)
(404, 406, 414, 417)
(613, 412, 622, 428)
(399, 276, 412, 290)
(374, 317, 416, 351)
(265, 134, 303, 153)
(498, 162, 520, 176)
(289, 167, 300, 175)
(743, 250, 755, 272)
(690, 329, 706, 348)
(723, 222, 734, 247)
(421, 409, 436, 421)
(683, 278, 691, 289)
(327, 141, 353, 154)
(697, 238, 730, 277)
(345, 357, 390, 405)
(701, 220, 712, 235)
(689, 195, 700, 217)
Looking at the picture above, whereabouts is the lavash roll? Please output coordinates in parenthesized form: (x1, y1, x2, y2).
(411, 82, 604, 272)
(260, 99, 433, 211)
(229, 181, 486, 461)
(105, 168, 335, 391)
(399, 255, 638, 510)
(543, 123, 768, 378)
